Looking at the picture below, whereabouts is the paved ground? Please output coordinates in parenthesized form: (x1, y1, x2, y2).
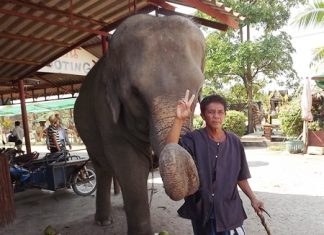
(1, 145, 324, 235)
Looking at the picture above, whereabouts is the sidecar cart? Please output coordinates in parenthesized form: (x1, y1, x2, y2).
(27, 151, 96, 196)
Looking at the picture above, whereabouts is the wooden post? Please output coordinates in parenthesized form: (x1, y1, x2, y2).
(0, 153, 15, 227)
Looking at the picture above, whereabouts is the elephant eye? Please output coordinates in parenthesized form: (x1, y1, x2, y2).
(130, 86, 149, 111)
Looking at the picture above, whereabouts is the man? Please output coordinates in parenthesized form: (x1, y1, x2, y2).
(12, 121, 24, 153)
(166, 90, 264, 235)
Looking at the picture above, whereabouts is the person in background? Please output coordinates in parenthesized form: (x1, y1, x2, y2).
(47, 115, 61, 153)
(56, 118, 72, 151)
(12, 121, 24, 153)
(166, 90, 264, 235)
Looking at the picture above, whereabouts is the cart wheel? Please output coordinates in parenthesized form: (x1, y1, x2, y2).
(72, 167, 97, 196)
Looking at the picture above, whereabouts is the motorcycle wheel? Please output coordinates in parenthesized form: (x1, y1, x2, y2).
(72, 167, 97, 196)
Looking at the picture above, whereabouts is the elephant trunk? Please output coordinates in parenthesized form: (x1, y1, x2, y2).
(150, 96, 199, 201)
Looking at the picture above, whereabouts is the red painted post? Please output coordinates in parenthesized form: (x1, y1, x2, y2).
(18, 80, 31, 154)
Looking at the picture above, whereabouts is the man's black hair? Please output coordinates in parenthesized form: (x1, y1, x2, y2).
(15, 121, 20, 126)
(200, 94, 227, 114)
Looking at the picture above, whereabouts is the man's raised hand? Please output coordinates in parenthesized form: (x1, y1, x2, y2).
(176, 90, 195, 121)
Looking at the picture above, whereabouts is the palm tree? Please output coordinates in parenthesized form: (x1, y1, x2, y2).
(292, 0, 324, 67)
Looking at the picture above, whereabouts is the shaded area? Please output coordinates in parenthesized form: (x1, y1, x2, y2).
(1, 182, 324, 235)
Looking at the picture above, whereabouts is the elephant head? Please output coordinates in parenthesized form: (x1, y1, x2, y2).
(102, 15, 205, 201)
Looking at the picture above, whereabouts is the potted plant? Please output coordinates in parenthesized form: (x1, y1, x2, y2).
(308, 120, 324, 147)
(278, 101, 304, 153)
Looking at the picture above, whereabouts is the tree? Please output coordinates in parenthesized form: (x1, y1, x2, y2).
(199, 0, 305, 133)
(292, 0, 324, 68)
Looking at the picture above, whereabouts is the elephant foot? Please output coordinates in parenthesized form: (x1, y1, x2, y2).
(95, 215, 114, 226)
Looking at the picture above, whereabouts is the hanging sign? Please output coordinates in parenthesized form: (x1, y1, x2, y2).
(38, 48, 98, 76)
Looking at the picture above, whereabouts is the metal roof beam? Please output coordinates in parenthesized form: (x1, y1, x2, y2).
(33, 75, 71, 94)
(180, 0, 239, 29)
(0, 8, 108, 36)
(148, 0, 176, 10)
(13, 5, 161, 82)
(0, 32, 70, 48)
(156, 7, 228, 31)
(7, 0, 109, 27)
(0, 57, 41, 65)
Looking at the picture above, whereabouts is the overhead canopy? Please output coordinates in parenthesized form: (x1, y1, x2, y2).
(0, 98, 76, 116)
(0, 0, 243, 103)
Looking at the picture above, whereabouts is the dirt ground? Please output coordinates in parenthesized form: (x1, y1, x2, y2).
(1, 146, 324, 235)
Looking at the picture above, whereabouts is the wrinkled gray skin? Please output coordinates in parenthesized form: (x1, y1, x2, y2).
(74, 14, 205, 235)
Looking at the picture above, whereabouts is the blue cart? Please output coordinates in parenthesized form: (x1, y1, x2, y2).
(10, 151, 96, 196)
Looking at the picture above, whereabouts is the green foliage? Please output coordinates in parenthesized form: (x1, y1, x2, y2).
(0, 118, 13, 130)
(278, 101, 303, 137)
(199, 0, 305, 133)
(223, 110, 247, 137)
(193, 115, 204, 129)
(292, 0, 324, 28)
(223, 0, 306, 31)
(204, 30, 298, 87)
(292, 0, 324, 68)
(309, 120, 324, 131)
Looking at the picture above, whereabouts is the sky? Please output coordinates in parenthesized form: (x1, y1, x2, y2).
(284, 7, 324, 79)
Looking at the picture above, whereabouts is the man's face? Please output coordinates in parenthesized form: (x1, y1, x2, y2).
(201, 102, 226, 129)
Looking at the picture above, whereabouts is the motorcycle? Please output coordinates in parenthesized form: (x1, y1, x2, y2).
(8, 149, 96, 196)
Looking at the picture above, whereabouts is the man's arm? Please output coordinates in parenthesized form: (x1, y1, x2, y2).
(165, 118, 184, 144)
(64, 129, 72, 149)
(238, 179, 264, 214)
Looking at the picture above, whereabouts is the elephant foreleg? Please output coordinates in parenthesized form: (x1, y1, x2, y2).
(113, 151, 152, 235)
(121, 171, 152, 235)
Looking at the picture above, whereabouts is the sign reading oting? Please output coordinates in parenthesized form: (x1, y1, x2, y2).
(38, 48, 98, 76)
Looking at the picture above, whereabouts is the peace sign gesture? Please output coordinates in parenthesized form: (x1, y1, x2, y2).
(176, 90, 196, 121)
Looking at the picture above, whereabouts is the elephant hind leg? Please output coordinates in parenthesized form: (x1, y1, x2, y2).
(87, 145, 114, 226)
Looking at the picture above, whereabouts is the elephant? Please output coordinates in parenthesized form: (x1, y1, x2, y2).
(74, 14, 205, 235)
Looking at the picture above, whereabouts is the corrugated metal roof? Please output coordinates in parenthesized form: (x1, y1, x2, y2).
(0, 0, 242, 103)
